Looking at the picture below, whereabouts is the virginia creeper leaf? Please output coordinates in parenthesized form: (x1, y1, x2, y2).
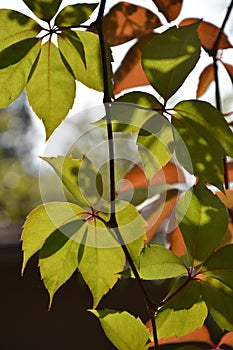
(22, 0, 62, 22)
(142, 23, 201, 102)
(139, 245, 187, 280)
(114, 34, 154, 94)
(58, 30, 112, 93)
(201, 244, 233, 291)
(55, 3, 98, 27)
(21, 201, 85, 272)
(0, 39, 40, 108)
(196, 64, 214, 98)
(26, 40, 76, 139)
(201, 278, 233, 331)
(223, 62, 233, 84)
(116, 91, 163, 110)
(157, 279, 208, 338)
(176, 182, 228, 262)
(42, 156, 103, 208)
(91, 309, 150, 349)
(0, 9, 41, 51)
(153, 0, 183, 22)
(179, 18, 233, 54)
(102, 2, 161, 46)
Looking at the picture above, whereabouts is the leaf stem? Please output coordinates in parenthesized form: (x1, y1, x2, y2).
(93, 1, 159, 348)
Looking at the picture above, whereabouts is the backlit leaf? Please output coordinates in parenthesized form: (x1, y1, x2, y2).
(179, 18, 233, 54)
(139, 245, 187, 280)
(116, 91, 163, 110)
(91, 309, 150, 349)
(218, 332, 233, 348)
(0, 9, 41, 51)
(23, 0, 62, 22)
(103, 2, 161, 46)
(153, 0, 183, 22)
(201, 244, 233, 291)
(142, 23, 201, 102)
(42, 156, 103, 208)
(26, 40, 76, 139)
(157, 279, 208, 338)
(58, 30, 112, 93)
(0, 39, 40, 108)
(223, 62, 233, 84)
(196, 64, 214, 98)
(176, 182, 228, 262)
(55, 3, 98, 27)
(21, 201, 85, 272)
(114, 34, 154, 95)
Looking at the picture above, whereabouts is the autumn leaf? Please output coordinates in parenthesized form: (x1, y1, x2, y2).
(153, 0, 183, 22)
(179, 18, 232, 54)
(222, 62, 233, 84)
(102, 2, 161, 46)
(196, 64, 215, 98)
(113, 33, 154, 94)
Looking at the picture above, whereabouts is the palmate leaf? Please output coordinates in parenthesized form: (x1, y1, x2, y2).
(156, 278, 208, 338)
(0, 39, 40, 108)
(91, 309, 150, 350)
(55, 3, 98, 27)
(58, 30, 112, 93)
(0, 9, 41, 51)
(42, 156, 103, 208)
(142, 23, 201, 102)
(22, 0, 62, 22)
(139, 245, 187, 280)
(176, 182, 228, 263)
(26, 40, 76, 139)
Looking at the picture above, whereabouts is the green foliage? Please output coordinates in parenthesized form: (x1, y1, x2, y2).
(22, 0, 62, 22)
(55, 3, 98, 27)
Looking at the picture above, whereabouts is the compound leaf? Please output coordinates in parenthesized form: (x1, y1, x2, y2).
(26, 40, 76, 139)
(139, 245, 187, 280)
(0, 9, 41, 51)
(142, 23, 201, 102)
(91, 309, 150, 350)
(23, 0, 62, 22)
(176, 182, 228, 263)
(0, 39, 40, 108)
(55, 3, 98, 27)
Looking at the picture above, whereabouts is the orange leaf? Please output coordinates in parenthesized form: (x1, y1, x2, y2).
(196, 64, 215, 98)
(153, 0, 183, 22)
(227, 162, 233, 182)
(222, 62, 233, 84)
(103, 2, 161, 46)
(170, 225, 187, 257)
(179, 18, 232, 54)
(218, 332, 233, 347)
(113, 34, 154, 94)
(216, 189, 233, 210)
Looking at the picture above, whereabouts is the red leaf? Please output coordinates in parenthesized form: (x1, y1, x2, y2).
(196, 64, 215, 98)
(179, 18, 233, 54)
(227, 162, 233, 182)
(153, 0, 183, 22)
(222, 62, 233, 84)
(103, 2, 161, 46)
(113, 34, 154, 94)
(218, 332, 233, 347)
(170, 225, 187, 257)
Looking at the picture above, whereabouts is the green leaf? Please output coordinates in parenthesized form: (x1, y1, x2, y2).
(142, 23, 201, 101)
(22, 0, 62, 22)
(21, 201, 85, 272)
(139, 245, 187, 280)
(55, 3, 98, 27)
(91, 309, 150, 350)
(176, 182, 228, 263)
(137, 116, 173, 180)
(201, 278, 233, 331)
(0, 39, 40, 108)
(0, 9, 41, 51)
(201, 244, 233, 290)
(173, 114, 225, 190)
(26, 40, 76, 139)
(58, 30, 113, 93)
(116, 92, 163, 110)
(174, 100, 233, 158)
(42, 156, 103, 208)
(157, 279, 208, 338)
(39, 226, 81, 307)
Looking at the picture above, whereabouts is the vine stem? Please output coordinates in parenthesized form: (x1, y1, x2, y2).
(211, 0, 233, 221)
(93, 1, 159, 348)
